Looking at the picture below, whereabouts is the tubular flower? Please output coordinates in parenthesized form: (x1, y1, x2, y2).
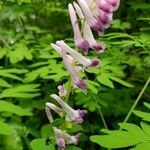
(77, 0, 104, 32)
(53, 127, 80, 150)
(51, 94, 87, 124)
(106, 0, 120, 11)
(51, 43, 87, 92)
(68, 3, 89, 55)
(58, 85, 67, 97)
(45, 102, 64, 123)
(73, 2, 105, 53)
(96, 0, 114, 13)
(56, 40, 100, 70)
(77, 0, 120, 33)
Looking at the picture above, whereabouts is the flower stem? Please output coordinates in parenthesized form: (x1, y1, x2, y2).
(98, 108, 108, 129)
(65, 77, 72, 102)
(123, 76, 150, 123)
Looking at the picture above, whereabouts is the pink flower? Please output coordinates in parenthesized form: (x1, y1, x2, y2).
(68, 3, 89, 55)
(77, 0, 120, 33)
(77, 0, 104, 32)
(51, 94, 87, 124)
(73, 2, 105, 53)
(96, 0, 114, 13)
(92, 8, 113, 28)
(106, 0, 120, 11)
(53, 127, 80, 150)
(51, 43, 87, 92)
(45, 102, 63, 123)
(58, 85, 67, 97)
(56, 40, 100, 70)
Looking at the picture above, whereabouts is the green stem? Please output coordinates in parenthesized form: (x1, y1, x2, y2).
(98, 108, 108, 129)
(123, 76, 150, 123)
(65, 78, 72, 102)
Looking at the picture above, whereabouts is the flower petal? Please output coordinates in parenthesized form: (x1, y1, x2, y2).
(51, 94, 87, 123)
(53, 127, 80, 146)
(58, 85, 67, 97)
(56, 40, 100, 69)
(68, 3, 89, 54)
(46, 102, 63, 117)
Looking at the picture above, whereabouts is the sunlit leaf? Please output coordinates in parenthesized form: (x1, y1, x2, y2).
(0, 84, 40, 99)
(109, 76, 134, 87)
(0, 79, 12, 88)
(90, 123, 150, 149)
(0, 100, 32, 116)
(97, 74, 114, 88)
(30, 138, 55, 150)
(133, 110, 150, 122)
(0, 121, 13, 135)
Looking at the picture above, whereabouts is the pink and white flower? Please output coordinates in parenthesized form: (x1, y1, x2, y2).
(73, 2, 105, 53)
(56, 40, 100, 70)
(68, 3, 89, 55)
(77, 0, 104, 32)
(53, 127, 80, 150)
(106, 0, 120, 11)
(45, 102, 63, 123)
(51, 43, 87, 92)
(50, 94, 87, 124)
(58, 85, 67, 97)
(77, 0, 120, 32)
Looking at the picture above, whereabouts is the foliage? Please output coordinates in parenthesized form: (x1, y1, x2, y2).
(90, 102, 150, 149)
(0, 0, 149, 149)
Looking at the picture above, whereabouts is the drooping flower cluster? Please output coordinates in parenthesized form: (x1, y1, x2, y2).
(46, 85, 87, 150)
(46, 0, 120, 149)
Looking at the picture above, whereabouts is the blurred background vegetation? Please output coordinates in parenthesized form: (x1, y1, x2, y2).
(0, 0, 150, 149)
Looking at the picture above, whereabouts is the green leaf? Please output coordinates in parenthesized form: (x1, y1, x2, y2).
(0, 78, 12, 88)
(90, 132, 139, 148)
(0, 72, 22, 81)
(141, 122, 150, 137)
(144, 102, 150, 109)
(135, 142, 150, 150)
(2, 126, 23, 150)
(119, 123, 148, 140)
(90, 123, 150, 149)
(1, 69, 28, 74)
(0, 48, 7, 59)
(0, 84, 40, 99)
(66, 146, 82, 150)
(97, 74, 114, 88)
(0, 69, 28, 81)
(24, 71, 39, 83)
(109, 76, 134, 87)
(41, 124, 54, 138)
(0, 100, 33, 116)
(30, 138, 55, 150)
(133, 110, 150, 122)
(8, 43, 33, 64)
(0, 121, 13, 135)
(87, 80, 98, 94)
